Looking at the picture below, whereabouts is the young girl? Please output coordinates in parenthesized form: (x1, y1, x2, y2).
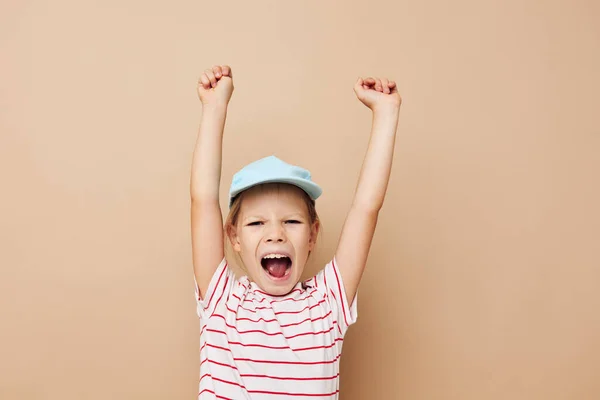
(192, 65, 401, 399)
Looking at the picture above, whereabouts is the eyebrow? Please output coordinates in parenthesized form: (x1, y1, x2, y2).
(285, 214, 306, 220)
(242, 213, 306, 222)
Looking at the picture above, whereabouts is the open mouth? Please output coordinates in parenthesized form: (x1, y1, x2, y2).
(261, 254, 292, 279)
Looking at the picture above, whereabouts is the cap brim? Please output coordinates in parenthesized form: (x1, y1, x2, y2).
(229, 177, 322, 207)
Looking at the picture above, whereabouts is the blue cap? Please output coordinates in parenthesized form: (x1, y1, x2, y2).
(228, 155, 322, 208)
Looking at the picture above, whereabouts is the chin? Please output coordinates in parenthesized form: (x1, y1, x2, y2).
(264, 284, 296, 296)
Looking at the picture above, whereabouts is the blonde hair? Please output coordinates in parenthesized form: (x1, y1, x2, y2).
(223, 183, 321, 268)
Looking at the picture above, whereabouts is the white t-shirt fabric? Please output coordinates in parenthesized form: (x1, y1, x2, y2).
(194, 258, 358, 399)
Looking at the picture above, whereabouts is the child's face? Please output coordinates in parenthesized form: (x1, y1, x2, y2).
(230, 184, 318, 296)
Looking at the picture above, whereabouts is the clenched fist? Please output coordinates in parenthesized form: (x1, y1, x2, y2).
(197, 65, 234, 107)
(354, 76, 401, 112)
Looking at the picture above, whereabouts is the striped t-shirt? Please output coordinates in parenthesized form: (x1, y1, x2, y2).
(194, 257, 358, 399)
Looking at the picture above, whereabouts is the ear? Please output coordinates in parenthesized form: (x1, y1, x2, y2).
(226, 224, 242, 252)
(308, 220, 320, 251)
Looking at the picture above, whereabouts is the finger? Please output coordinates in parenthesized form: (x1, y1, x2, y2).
(388, 80, 396, 88)
(199, 74, 211, 90)
(363, 77, 376, 86)
(381, 78, 390, 94)
(354, 77, 364, 91)
(357, 77, 375, 92)
(374, 78, 383, 92)
(362, 78, 375, 91)
(204, 69, 216, 87)
(213, 65, 223, 79)
(222, 65, 232, 77)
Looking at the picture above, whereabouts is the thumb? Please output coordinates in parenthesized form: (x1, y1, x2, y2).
(354, 77, 364, 94)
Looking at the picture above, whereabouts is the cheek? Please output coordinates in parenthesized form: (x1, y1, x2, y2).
(290, 228, 312, 248)
(240, 231, 260, 252)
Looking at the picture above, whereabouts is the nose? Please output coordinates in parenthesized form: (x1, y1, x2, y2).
(265, 223, 286, 243)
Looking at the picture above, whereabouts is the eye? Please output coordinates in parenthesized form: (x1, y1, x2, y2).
(285, 220, 301, 224)
(247, 221, 264, 226)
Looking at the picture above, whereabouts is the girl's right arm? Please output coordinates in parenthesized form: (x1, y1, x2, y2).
(191, 65, 234, 298)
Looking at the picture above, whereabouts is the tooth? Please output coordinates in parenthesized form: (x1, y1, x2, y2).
(263, 254, 287, 259)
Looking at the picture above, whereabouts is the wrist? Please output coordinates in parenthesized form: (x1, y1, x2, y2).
(201, 102, 229, 114)
(372, 102, 400, 117)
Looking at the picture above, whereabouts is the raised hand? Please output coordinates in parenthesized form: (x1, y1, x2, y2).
(353, 76, 401, 112)
(197, 65, 234, 108)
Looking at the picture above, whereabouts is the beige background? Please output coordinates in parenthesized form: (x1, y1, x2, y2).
(1, 0, 599, 399)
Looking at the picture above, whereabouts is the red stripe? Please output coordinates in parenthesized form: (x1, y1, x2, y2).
(204, 343, 341, 365)
(209, 275, 230, 318)
(227, 338, 343, 352)
(240, 373, 339, 381)
(235, 354, 340, 365)
(270, 302, 324, 314)
(199, 373, 214, 383)
(203, 330, 342, 351)
(229, 324, 334, 339)
(294, 339, 343, 351)
(227, 307, 277, 323)
(201, 357, 342, 378)
(279, 311, 332, 328)
(331, 259, 349, 327)
(219, 309, 332, 328)
(243, 289, 318, 304)
(203, 262, 228, 311)
(198, 388, 232, 399)
(251, 287, 303, 297)
(200, 358, 237, 370)
(207, 375, 246, 390)
(227, 340, 291, 350)
(231, 298, 327, 315)
(200, 329, 344, 352)
(205, 343, 230, 353)
(204, 375, 339, 396)
(206, 322, 335, 339)
(247, 389, 338, 397)
(329, 290, 343, 334)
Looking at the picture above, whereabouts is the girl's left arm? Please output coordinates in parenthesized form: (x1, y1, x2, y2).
(334, 76, 402, 302)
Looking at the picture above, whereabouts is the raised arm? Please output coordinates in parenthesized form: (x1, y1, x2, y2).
(191, 65, 234, 298)
(334, 76, 402, 302)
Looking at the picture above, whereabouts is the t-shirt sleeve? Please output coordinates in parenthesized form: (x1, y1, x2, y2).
(311, 257, 358, 337)
(193, 258, 237, 319)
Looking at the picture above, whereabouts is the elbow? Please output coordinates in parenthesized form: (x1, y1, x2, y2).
(350, 201, 382, 218)
(190, 193, 220, 207)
